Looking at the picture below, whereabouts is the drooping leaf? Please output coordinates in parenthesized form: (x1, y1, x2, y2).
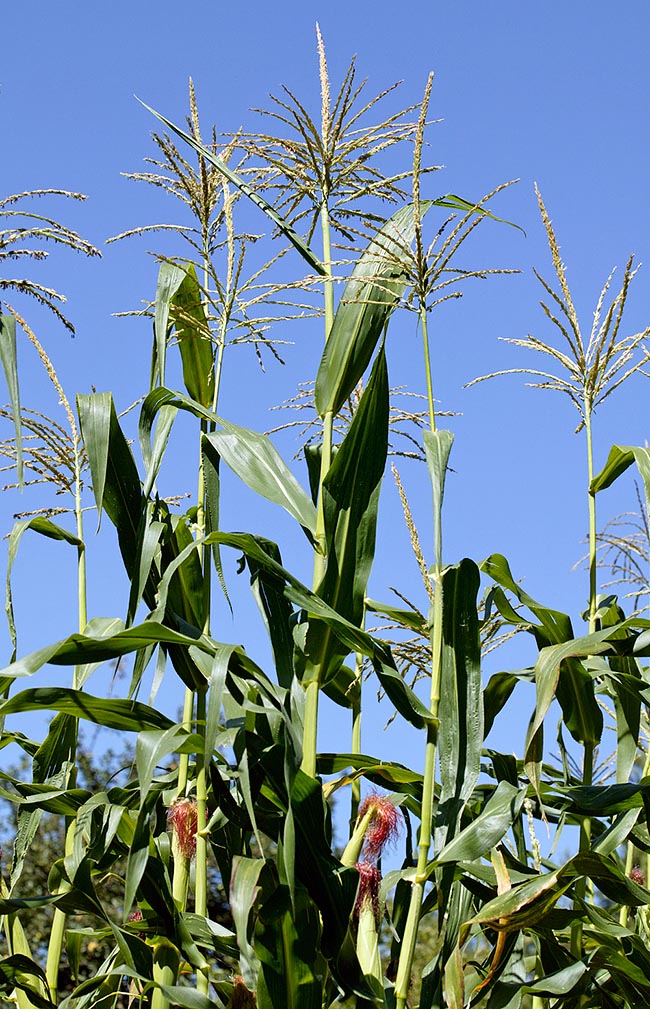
(0, 686, 175, 732)
(242, 539, 296, 690)
(205, 530, 435, 727)
(139, 100, 326, 276)
(5, 517, 82, 659)
(590, 443, 650, 517)
(0, 620, 212, 681)
(524, 627, 632, 761)
(435, 781, 524, 864)
(0, 954, 54, 1009)
(484, 552, 604, 749)
(77, 392, 144, 569)
(204, 423, 317, 539)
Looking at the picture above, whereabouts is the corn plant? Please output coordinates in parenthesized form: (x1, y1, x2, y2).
(2, 30, 650, 1009)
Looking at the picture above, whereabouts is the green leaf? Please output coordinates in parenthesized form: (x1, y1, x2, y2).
(201, 435, 230, 608)
(288, 771, 358, 968)
(316, 753, 423, 791)
(432, 193, 525, 234)
(126, 513, 165, 627)
(0, 619, 212, 681)
(155, 988, 215, 1009)
(204, 423, 317, 539)
(592, 808, 640, 856)
(241, 539, 296, 690)
(152, 260, 186, 389)
(423, 429, 454, 567)
(468, 866, 569, 930)
(525, 627, 626, 760)
(601, 599, 643, 782)
(170, 262, 215, 409)
(523, 961, 587, 998)
(365, 598, 427, 634)
(77, 393, 144, 572)
(435, 559, 483, 853)
(5, 517, 82, 660)
(436, 781, 525, 864)
(300, 346, 388, 695)
(320, 345, 388, 625)
(590, 443, 650, 518)
(481, 553, 574, 644)
(483, 553, 604, 748)
(0, 314, 22, 488)
(135, 725, 201, 803)
(0, 954, 54, 1009)
(139, 100, 325, 276)
(483, 672, 519, 738)
(315, 203, 431, 417)
(0, 686, 175, 732)
(255, 884, 323, 1009)
(221, 530, 435, 726)
(230, 856, 265, 988)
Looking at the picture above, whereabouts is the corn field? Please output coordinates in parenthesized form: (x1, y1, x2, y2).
(1, 30, 650, 1009)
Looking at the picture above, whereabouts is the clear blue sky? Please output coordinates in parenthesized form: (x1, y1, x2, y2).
(1, 2, 649, 770)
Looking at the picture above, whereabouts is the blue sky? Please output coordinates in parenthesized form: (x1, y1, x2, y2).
(1, 2, 649, 772)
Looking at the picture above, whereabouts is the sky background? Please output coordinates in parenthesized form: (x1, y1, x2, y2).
(1, 1, 649, 786)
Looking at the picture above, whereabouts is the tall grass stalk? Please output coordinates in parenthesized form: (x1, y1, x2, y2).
(395, 82, 443, 1002)
(4, 310, 91, 1002)
(471, 185, 650, 973)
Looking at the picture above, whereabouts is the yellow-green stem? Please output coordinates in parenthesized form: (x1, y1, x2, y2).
(46, 821, 75, 1001)
(195, 687, 210, 996)
(572, 404, 598, 964)
(420, 305, 436, 433)
(301, 198, 335, 778)
(571, 741, 594, 962)
(620, 837, 636, 930)
(585, 407, 598, 634)
(320, 198, 335, 332)
(47, 446, 86, 1000)
(350, 654, 363, 831)
(394, 294, 441, 1008)
(394, 568, 443, 1008)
